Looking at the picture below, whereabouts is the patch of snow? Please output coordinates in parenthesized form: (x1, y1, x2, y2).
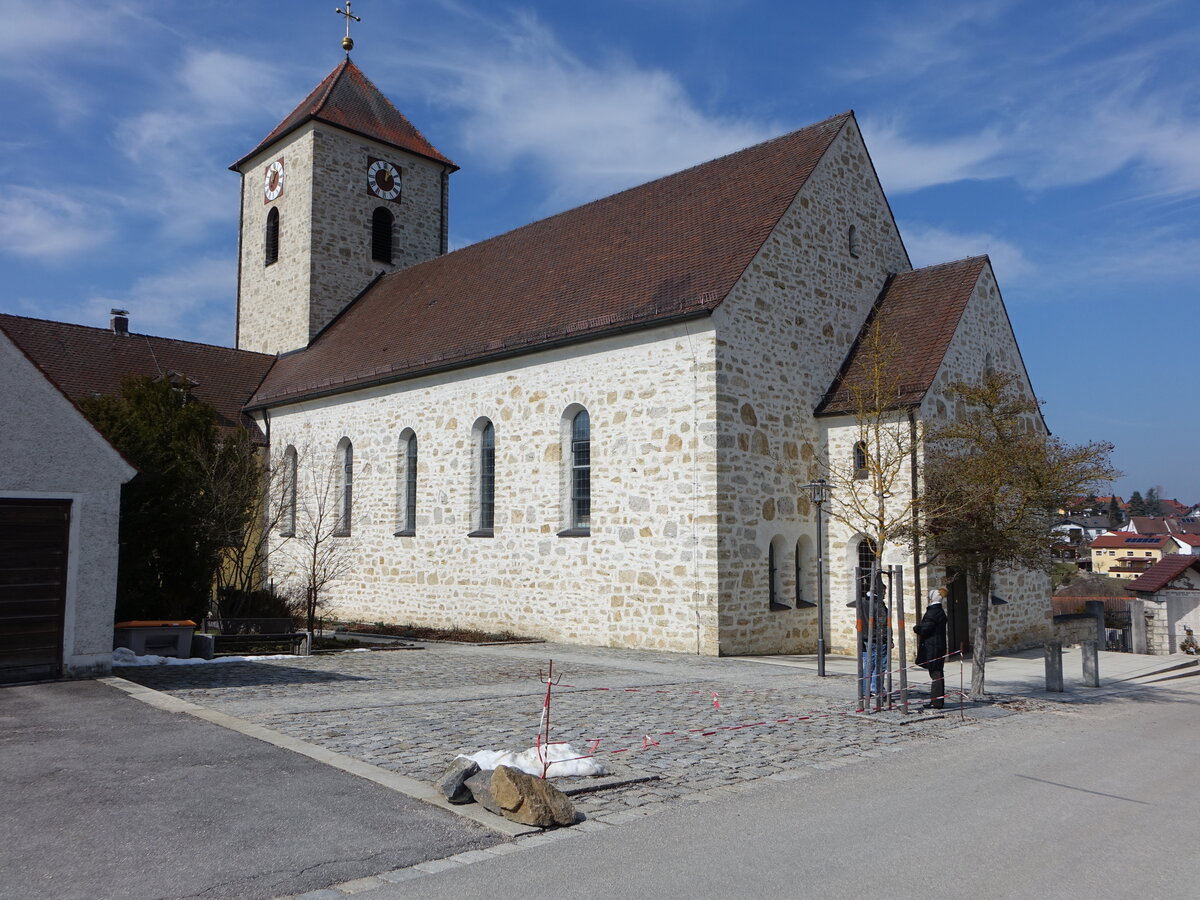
(110, 648, 300, 667)
(463, 742, 607, 777)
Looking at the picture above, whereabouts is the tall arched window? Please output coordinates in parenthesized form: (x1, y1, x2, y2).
(848, 224, 860, 258)
(265, 207, 280, 266)
(853, 440, 869, 479)
(857, 537, 879, 601)
(396, 429, 417, 535)
(280, 445, 297, 536)
(769, 535, 788, 609)
(471, 419, 495, 535)
(570, 408, 590, 531)
(371, 206, 394, 264)
(336, 437, 353, 536)
(795, 538, 804, 607)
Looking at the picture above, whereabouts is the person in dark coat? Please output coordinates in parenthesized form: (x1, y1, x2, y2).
(915, 588, 949, 708)
(859, 583, 889, 699)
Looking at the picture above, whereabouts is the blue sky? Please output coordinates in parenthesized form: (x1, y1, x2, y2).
(1, 0, 1196, 503)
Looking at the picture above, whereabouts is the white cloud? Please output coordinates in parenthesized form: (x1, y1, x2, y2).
(396, 11, 775, 207)
(0, 186, 112, 260)
(860, 120, 1005, 194)
(901, 223, 1034, 283)
(75, 257, 236, 346)
(0, 0, 130, 60)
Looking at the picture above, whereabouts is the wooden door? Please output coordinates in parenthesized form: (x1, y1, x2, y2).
(0, 499, 71, 684)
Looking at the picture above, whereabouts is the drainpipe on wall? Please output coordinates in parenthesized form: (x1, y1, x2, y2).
(909, 408, 923, 620)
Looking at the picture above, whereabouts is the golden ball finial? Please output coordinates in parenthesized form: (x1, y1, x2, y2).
(342, 35, 354, 51)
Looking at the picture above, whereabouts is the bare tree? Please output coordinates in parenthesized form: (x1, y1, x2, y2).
(821, 320, 930, 596)
(273, 443, 356, 634)
(923, 373, 1119, 697)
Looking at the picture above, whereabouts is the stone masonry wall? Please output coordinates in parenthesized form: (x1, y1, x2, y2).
(263, 320, 721, 654)
(236, 125, 316, 354)
(710, 118, 911, 656)
(918, 265, 1052, 653)
(236, 123, 448, 355)
(307, 127, 447, 341)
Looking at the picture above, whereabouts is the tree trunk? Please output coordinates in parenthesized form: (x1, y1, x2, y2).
(971, 570, 991, 698)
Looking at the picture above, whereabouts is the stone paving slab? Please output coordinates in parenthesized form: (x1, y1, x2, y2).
(116, 642, 994, 825)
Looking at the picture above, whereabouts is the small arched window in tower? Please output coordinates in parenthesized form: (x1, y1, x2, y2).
(857, 537, 880, 602)
(372, 206, 394, 264)
(848, 224, 860, 258)
(265, 207, 280, 266)
(853, 440, 869, 480)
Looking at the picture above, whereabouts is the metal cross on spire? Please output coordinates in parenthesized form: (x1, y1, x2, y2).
(335, 2, 361, 54)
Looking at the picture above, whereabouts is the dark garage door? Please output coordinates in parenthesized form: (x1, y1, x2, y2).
(0, 499, 71, 684)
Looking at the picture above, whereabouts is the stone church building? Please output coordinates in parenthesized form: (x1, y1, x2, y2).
(232, 58, 1051, 657)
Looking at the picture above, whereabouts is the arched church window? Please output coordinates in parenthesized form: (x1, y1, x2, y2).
(336, 437, 353, 536)
(848, 224, 860, 258)
(265, 207, 280, 266)
(395, 429, 417, 536)
(768, 535, 788, 609)
(857, 537, 879, 601)
(470, 419, 495, 536)
(280, 445, 297, 536)
(853, 440, 869, 479)
(372, 206, 394, 264)
(570, 409, 590, 531)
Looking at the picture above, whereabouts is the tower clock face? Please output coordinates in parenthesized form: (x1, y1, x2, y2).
(263, 158, 284, 203)
(367, 158, 401, 202)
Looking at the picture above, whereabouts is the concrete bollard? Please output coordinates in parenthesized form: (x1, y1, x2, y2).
(1081, 640, 1099, 687)
(1045, 641, 1064, 692)
(1129, 599, 1147, 654)
(1084, 600, 1106, 647)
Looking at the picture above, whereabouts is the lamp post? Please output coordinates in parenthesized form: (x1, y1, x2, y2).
(802, 478, 830, 676)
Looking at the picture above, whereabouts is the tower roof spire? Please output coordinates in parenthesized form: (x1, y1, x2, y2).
(335, 3, 361, 54)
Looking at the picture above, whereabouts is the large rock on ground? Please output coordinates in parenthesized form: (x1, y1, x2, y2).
(490, 765, 578, 827)
(437, 757, 480, 804)
(464, 770, 501, 816)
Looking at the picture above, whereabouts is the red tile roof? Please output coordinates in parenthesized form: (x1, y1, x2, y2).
(0, 314, 275, 442)
(1125, 554, 1200, 593)
(232, 58, 455, 170)
(1091, 533, 1173, 549)
(815, 257, 988, 416)
(248, 112, 853, 409)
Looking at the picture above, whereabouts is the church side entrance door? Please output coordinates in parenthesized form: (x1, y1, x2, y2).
(944, 567, 972, 656)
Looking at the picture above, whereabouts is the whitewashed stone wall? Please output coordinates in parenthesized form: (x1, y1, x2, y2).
(262, 320, 721, 653)
(0, 331, 135, 676)
(710, 118, 911, 655)
(917, 264, 1053, 653)
(236, 123, 448, 356)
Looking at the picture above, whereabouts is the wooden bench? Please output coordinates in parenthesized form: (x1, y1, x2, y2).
(211, 631, 309, 657)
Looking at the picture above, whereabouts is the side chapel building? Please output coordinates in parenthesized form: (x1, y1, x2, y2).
(0, 55, 1052, 675)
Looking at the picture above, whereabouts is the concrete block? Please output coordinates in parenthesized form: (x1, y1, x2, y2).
(1044, 641, 1064, 692)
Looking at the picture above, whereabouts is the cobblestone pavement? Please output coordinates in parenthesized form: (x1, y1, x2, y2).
(117, 642, 1023, 824)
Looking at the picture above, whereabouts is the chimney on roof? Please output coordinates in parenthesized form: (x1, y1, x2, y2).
(110, 308, 130, 336)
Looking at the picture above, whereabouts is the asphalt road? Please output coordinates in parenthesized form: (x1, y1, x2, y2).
(393, 675, 1200, 900)
(0, 680, 499, 900)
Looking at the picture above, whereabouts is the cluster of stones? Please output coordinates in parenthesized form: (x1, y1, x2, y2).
(438, 758, 577, 828)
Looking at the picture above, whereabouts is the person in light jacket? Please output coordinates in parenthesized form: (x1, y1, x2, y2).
(915, 588, 949, 709)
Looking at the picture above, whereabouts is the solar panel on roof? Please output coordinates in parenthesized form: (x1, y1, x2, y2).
(1128, 537, 1159, 544)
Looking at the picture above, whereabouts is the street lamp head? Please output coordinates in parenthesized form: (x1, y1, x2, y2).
(805, 478, 829, 505)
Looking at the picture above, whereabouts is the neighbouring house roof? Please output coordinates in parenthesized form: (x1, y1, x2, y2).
(1125, 516, 1200, 535)
(1091, 533, 1174, 550)
(232, 58, 455, 171)
(1125, 554, 1200, 593)
(247, 112, 854, 409)
(1173, 533, 1200, 548)
(815, 257, 989, 416)
(0, 314, 275, 442)
(1158, 499, 1190, 517)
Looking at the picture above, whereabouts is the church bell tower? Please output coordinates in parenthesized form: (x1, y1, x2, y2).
(232, 47, 456, 356)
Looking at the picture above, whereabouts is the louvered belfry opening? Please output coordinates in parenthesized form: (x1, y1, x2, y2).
(372, 206, 394, 264)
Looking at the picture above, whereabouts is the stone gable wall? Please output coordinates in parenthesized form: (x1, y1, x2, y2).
(709, 119, 911, 655)
(262, 320, 721, 653)
(918, 266, 1052, 653)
